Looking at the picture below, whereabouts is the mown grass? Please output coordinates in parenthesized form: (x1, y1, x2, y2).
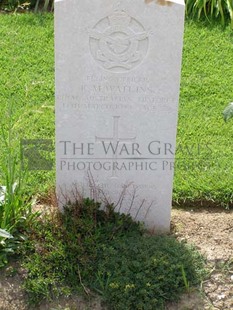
(0, 14, 232, 204)
(175, 19, 233, 205)
(0, 13, 54, 194)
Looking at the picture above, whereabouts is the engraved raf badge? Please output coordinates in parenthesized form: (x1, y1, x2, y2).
(89, 11, 149, 72)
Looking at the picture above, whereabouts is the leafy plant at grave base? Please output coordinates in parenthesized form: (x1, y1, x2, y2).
(185, 0, 233, 27)
(94, 236, 205, 310)
(0, 104, 38, 267)
(22, 198, 206, 309)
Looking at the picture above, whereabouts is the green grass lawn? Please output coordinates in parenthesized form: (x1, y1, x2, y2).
(176, 20, 233, 204)
(0, 14, 55, 194)
(0, 13, 232, 205)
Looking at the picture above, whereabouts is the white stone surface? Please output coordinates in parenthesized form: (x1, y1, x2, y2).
(55, 0, 185, 232)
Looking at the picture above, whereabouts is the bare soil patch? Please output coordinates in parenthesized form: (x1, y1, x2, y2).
(168, 208, 233, 310)
(0, 207, 232, 310)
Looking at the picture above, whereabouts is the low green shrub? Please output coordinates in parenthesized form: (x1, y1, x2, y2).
(95, 236, 204, 310)
(22, 199, 206, 309)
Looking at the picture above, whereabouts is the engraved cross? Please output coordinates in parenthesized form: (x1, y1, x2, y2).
(95, 116, 136, 178)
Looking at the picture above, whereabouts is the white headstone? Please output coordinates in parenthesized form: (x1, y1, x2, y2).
(55, 0, 185, 233)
